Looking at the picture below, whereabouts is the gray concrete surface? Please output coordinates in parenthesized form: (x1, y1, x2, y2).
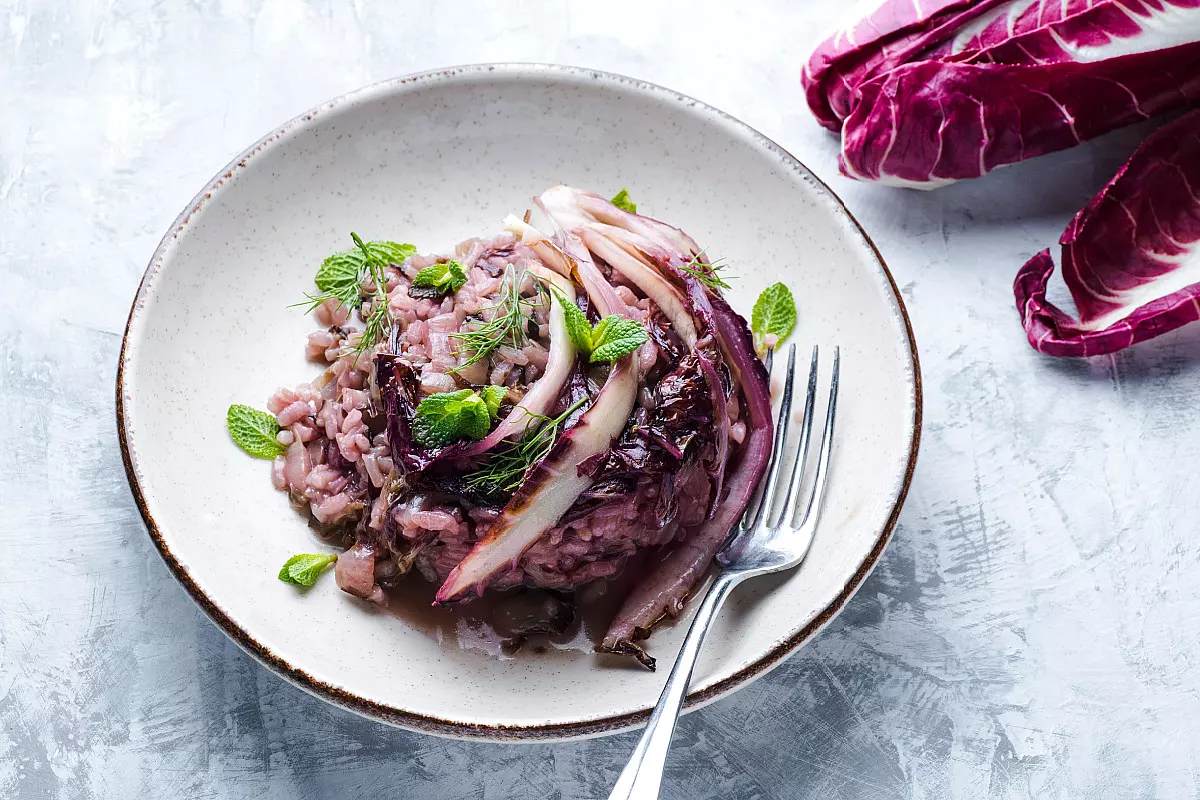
(4, 1, 1200, 797)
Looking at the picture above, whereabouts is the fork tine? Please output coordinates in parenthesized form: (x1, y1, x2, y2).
(793, 346, 840, 530)
(778, 346, 820, 525)
(745, 343, 796, 532)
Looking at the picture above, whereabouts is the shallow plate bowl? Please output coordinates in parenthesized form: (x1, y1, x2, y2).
(118, 64, 921, 741)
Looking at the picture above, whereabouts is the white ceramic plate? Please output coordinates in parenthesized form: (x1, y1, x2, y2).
(118, 65, 920, 741)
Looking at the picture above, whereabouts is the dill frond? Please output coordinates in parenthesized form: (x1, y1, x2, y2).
(450, 266, 544, 372)
(678, 250, 732, 291)
(463, 396, 588, 494)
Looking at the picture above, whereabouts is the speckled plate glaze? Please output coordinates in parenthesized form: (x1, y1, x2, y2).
(117, 64, 921, 741)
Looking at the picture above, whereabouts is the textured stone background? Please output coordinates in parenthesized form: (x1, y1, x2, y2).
(4, 1, 1200, 798)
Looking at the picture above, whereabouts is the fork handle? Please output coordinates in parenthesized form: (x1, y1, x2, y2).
(607, 570, 742, 800)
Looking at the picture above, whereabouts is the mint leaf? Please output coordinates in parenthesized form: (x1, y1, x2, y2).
(481, 385, 508, 420)
(227, 404, 286, 459)
(412, 389, 493, 447)
(350, 233, 416, 268)
(301, 237, 416, 312)
(312, 252, 363, 308)
(589, 315, 648, 363)
(547, 286, 646, 363)
(412, 259, 468, 296)
(278, 553, 338, 587)
(751, 282, 797, 354)
(552, 287, 596, 355)
(360, 240, 417, 266)
(611, 189, 637, 214)
(589, 314, 617, 346)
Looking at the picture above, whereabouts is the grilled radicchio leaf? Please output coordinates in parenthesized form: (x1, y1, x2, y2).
(378, 355, 439, 473)
(529, 187, 774, 669)
(1015, 108, 1200, 356)
(562, 351, 719, 526)
(803, 0, 1200, 187)
(379, 186, 774, 670)
(600, 289, 774, 669)
(434, 233, 640, 603)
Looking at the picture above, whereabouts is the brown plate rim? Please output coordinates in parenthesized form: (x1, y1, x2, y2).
(116, 63, 922, 742)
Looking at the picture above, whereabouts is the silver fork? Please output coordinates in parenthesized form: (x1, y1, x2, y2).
(607, 343, 841, 800)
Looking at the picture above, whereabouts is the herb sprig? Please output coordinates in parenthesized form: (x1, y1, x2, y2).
(551, 286, 648, 363)
(610, 188, 637, 213)
(278, 553, 338, 587)
(409, 385, 511, 448)
(296, 234, 416, 357)
(297, 237, 415, 313)
(751, 282, 797, 355)
(481, 385, 508, 420)
(450, 267, 542, 371)
(464, 397, 589, 495)
(411, 259, 468, 299)
(351, 233, 396, 358)
(227, 404, 286, 459)
(412, 389, 492, 447)
(678, 251, 732, 291)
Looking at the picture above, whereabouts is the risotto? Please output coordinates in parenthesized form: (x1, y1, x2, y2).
(232, 186, 777, 669)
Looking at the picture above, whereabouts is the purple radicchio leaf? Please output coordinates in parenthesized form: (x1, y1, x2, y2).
(377, 354, 441, 473)
(802, 0, 999, 130)
(600, 273, 774, 669)
(803, 0, 1200, 186)
(1014, 107, 1200, 357)
(577, 351, 718, 512)
(525, 186, 775, 668)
